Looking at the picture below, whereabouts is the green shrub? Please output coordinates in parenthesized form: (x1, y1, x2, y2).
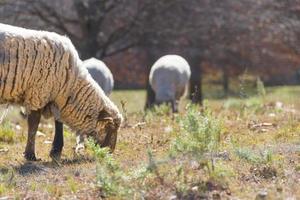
(0, 123, 15, 143)
(235, 147, 273, 164)
(86, 140, 132, 198)
(256, 77, 266, 99)
(145, 104, 172, 122)
(86, 140, 158, 199)
(171, 103, 222, 158)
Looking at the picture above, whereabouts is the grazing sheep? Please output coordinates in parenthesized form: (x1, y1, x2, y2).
(0, 23, 122, 161)
(21, 57, 114, 156)
(83, 57, 114, 95)
(149, 55, 191, 112)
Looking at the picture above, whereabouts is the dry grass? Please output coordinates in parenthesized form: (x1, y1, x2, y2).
(0, 86, 299, 199)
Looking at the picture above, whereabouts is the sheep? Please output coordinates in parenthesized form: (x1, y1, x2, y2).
(0, 23, 122, 161)
(83, 57, 114, 96)
(149, 55, 191, 112)
(23, 57, 115, 156)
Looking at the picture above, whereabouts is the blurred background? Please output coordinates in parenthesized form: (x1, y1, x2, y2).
(1, 0, 300, 100)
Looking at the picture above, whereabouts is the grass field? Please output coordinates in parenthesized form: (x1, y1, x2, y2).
(0, 84, 299, 199)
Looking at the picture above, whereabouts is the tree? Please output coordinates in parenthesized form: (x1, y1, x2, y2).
(5, 0, 158, 59)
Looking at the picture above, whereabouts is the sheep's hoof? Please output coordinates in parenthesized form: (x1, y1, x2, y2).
(24, 152, 39, 161)
(50, 150, 62, 162)
(74, 143, 85, 155)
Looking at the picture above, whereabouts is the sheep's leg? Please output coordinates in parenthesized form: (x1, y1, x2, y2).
(171, 100, 178, 113)
(75, 133, 85, 154)
(24, 110, 41, 161)
(50, 120, 64, 161)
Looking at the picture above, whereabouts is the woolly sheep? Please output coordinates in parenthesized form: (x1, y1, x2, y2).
(21, 57, 115, 155)
(0, 23, 122, 161)
(83, 57, 114, 96)
(149, 55, 191, 112)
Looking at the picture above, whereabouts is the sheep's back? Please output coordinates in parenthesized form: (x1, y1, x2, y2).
(149, 55, 191, 101)
(0, 23, 79, 110)
(83, 58, 114, 95)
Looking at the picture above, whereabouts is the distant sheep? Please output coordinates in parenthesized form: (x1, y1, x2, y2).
(83, 57, 114, 96)
(149, 55, 191, 112)
(75, 57, 114, 153)
(0, 23, 122, 161)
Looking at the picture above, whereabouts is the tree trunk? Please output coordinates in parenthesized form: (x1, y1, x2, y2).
(144, 48, 156, 110)
(79, 37, 100, 60)
(222, 66, 229, 96)
(189, 63, 202, 105)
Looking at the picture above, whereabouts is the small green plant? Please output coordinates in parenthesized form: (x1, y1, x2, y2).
(0, 123, 15, 143)
(170, 103, 223, 178)
(46, 184, 62, 197)
(145, 104, 172, 122)
(87, 140, 159, 199)
(86, 139, 131, 198)
(67, 176, 78, 193)
(295, 165, 300, 172)
(171, 103, 222, 158)
(256, 77, 266, 99)
(63, 128, 73, 139)
(224, 97, 264, 117)
(30, 182, 37, 191)
(235, 147, 273, 164)
(0, 184, 7, 195)
(0, 168, 15, 195)
(209, 161, 235, 185)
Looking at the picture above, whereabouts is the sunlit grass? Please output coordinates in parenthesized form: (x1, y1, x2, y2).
(0, 83, 299, 198)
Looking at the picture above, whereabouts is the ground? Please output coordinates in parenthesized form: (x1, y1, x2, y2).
(0, 84, 299, 199)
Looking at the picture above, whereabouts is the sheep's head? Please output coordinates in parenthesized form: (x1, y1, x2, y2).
(154, 88, 178, 112)
(89, 110, 122, 152)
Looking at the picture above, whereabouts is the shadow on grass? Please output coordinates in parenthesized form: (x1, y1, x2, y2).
(60, 156, 94, 165)
(13, 162, 48, 175)
(13, 156, 95, 176)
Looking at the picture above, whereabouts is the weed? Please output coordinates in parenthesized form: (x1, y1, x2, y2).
(256, 77, 266, 99)
(145, 104, 172, 122)
(86, 139, 131, 198)
(0, 123, 15, 143)
(30, 182, 37, 191)
(209, 161, 235, 181)
(67, 176, 78, 193)
(171, 103, 222, 162)
(120, 100, 129, 126)
(0, 168, 15, 195)
(0, 184, 7, 195)
(234, 147, 273, 164)
(46, 184, 62, 197)
(63, 128, 73, 139)
(295, 165, 300, 172)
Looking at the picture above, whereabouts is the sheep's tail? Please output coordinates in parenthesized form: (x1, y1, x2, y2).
(0, 104, 10, 124)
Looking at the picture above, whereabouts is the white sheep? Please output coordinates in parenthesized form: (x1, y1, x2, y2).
(149, 55, 191, 112)
(83, 57, 114, 96)
(0, 23, 122, 161)
(75, 57, 114, 153)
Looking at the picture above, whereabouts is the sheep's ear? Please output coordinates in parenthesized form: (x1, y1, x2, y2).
(98, 110, 113, 123)
(98, 109, 109, 118)
(102, 117, 113, 124)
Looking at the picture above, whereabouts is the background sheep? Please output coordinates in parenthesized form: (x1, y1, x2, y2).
(83, 57, 114, 96)
(75, 58, 114, 153)
(0, 23, 122, 161)
(149, 55, 191, 112)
